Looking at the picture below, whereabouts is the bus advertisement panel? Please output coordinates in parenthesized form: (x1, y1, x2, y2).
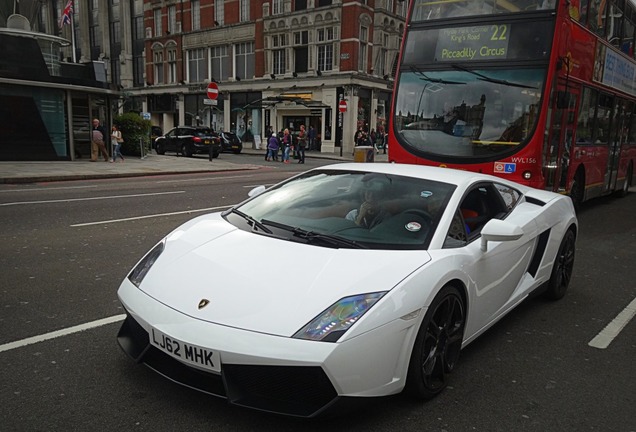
(389, 0, 635, 207)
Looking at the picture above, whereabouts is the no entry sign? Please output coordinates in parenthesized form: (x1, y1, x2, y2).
(338, 99, 347, 113)
(207, 82, 219, 100)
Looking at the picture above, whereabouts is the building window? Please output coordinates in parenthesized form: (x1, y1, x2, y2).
(317, 28, 335, 71)
(188, 48, 207, 82)
(386, 0, 394, 12)
(317, 44, 333, 71)
(294, 31, 308, 73)
(215, 0, 225, 25)
(396, 0, 407, 17)
(167, 5, 176, 34)
(273, 0, 283, 15)
(295, 0, 307, 11)
(154, 50, 164, 84)
(240, 0, 250, 22)
(359, 26, 368, 72)
(134, 54, 144, 86)
(377, 33, 388, 76)
(154, 8, 162, 37)
(317, 0, 332, 6)
(133, 16, 144, 39)
(167, 48, 177, 83)
(211, 45, 230, 81)
(235, 42, 254, 80)
(272, 34, 287, 74)
(192, 0, 200, 30)
(110, 21, 121, 44)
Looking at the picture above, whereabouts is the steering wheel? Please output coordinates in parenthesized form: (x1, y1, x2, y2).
(403, 209, 432, 224)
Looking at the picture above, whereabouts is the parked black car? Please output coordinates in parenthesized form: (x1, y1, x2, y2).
(155, 126, 221, 158)
(216, 131, 243, 154)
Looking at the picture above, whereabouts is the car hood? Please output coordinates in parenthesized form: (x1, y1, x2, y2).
(139, 213, 431, 337)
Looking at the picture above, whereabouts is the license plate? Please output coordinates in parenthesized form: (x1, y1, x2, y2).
(150, 327, 221, 373)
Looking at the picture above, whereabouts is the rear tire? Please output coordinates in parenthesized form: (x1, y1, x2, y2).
(405, 285, 465, 399)
(544, 229, 576, 301)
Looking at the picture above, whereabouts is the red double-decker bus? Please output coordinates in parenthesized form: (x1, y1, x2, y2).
(389, 0, 635, 207)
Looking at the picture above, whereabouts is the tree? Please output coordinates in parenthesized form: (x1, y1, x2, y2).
(113, 113, 151, 156)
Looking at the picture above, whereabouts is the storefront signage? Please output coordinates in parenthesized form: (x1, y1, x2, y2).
(435, 25, 510, 61)
(340, 53, 350, 59)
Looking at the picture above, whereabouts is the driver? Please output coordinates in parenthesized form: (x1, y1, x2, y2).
(345, 183, 389, 229)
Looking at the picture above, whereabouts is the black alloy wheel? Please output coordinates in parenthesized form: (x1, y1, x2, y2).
(405, 285, 465, 399)
(544, 229, 576, 300)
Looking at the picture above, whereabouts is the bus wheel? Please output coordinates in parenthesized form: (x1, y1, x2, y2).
(619, 163, 633, 197)
(570, 171, 584, 210)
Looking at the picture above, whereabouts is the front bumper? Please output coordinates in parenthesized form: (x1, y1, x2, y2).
(117, 280, 418, 417)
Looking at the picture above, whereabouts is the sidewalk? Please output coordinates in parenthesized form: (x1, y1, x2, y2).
(0, 148, 388, 184)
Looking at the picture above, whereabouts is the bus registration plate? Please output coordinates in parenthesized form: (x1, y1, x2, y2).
(150, 327, 221, 373)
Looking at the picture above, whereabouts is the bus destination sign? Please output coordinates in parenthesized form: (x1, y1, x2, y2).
(435, 25, 510, 62)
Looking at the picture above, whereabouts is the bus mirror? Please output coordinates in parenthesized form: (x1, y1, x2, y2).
(556, 91, 569, 109)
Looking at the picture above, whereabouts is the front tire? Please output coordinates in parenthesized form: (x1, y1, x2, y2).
(405, 285, 465, 400)
(155, 142, 165, 155)
(544, 229, 576, 300)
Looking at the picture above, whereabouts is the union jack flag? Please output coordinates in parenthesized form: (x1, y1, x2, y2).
(59, 0, 73, 28)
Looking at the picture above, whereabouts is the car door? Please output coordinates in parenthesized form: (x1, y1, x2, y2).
(163, 128, 178, 152)
(447, 182, 537, 336)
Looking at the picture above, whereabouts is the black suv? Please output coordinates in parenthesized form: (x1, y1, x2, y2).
(216, 131, 243, 154)
(155, 126, 221, 158)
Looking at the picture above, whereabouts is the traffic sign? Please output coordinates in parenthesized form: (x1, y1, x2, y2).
(141, 112, 151, 120)
(338, 100, 347, 113)
(207, 82, 219, 100)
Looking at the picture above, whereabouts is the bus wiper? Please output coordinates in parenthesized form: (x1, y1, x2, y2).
(224, 208, 272, 234)
(261, 219, 366, 249)
(451, 64, 537, 89)
(410, 66, 465, 85)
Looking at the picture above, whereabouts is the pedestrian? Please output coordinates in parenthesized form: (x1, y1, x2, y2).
(297, 124, 307, 164)
(266, 133, 279, 161)
(281, 128, 291, 163)
(308, 125, 317, 151)
(353, 127, 363, 155)
(111, 125, 125, 162)
(91, 118, 110, 162)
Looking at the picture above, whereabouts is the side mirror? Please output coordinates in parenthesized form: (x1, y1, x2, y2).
(248, 185, 266, 197)
(480, 219, 523, 252)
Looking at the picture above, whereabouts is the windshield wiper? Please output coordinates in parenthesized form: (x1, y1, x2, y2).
(224, 208, 272, 234)
(261, 219, 366, 249)
(451, 64, 537, 89)
(410, 66, 465, 85)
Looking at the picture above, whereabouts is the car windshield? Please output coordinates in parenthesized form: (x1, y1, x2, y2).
(229, 169, 456, 250)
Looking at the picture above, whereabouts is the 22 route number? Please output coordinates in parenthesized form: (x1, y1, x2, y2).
(490, 24, 508, 41)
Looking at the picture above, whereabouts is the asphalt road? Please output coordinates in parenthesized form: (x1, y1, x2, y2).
(1, 155, 634, 432)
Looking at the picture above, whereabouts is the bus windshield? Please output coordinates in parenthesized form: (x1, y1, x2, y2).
(394, 66, 545, 160)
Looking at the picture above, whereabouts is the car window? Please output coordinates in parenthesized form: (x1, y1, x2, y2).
(494, 183, 521, 211)
(444, 210, 468, 248)
(455, 183, 508, 238)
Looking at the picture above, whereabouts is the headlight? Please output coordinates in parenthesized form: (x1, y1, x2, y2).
(128, 240, 165, 287)
(293, 292, 386, 342)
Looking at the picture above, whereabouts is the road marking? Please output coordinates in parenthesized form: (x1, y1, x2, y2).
(0, 314, 126, 353)
(0, 191, 185, 206)
(156, 174, 255, 184)
(588, 297, 636, 349)
(70, 205, 234, 227)
(0, 185, 98, 193)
